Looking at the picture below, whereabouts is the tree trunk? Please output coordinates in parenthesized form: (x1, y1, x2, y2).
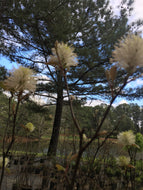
(47, 73, 63, 156)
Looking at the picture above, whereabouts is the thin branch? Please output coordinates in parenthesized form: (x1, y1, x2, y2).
(64, 72, 82, 136)
(81, 74, 129, 153)
(92, 117, 123, 161)
(69, 74, 129, 190)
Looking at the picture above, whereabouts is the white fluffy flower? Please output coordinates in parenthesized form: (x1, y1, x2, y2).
(117, 130, 135, 146)
(110, 34, 143, 73)
(4, 66, 36, 94)
(116, 156, 130, 167)
(47, 41, 78, 70)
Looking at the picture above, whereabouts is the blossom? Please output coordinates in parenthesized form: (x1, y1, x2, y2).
(46, 41, 78, 70)
(117, 130, 135, 146)
(110, 34, 143, 73)
(4, 66, 36, 94)
(25, 122, 35, 132)
(0, 157, 9, 168)
(83, 134, 87, 141)
(116, 156, 130, 167)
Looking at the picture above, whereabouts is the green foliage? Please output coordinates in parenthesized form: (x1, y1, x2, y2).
(0, 93, 9, 132)
(115, 103, 140, 132)
(0, 65, 7, 81)
(0, 65, 7, 93)
(0, 89, 142, 139)
(0, 93, 54, 138)
(1, 0, 141, 156)
(136, 133, 143, 151)
(60, 102, 143, 137)
(16, 101, 53, 138)
(0, 0, 139, 98)
(105, 166, 121, 177)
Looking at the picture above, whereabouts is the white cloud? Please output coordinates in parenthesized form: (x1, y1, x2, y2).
(109, 0, 122, 16)
(30, 94, 47, 105)
(126, 78, 143, 88)
(136, 79, 143, 85)
(31, 75, 56, 105)
(84, 99, 108, 107)
(133, 0, 143, 20)
(84, 99, 129, 108)
(109, 0, 143, 29)
(113, 99, 129, 107)
(36, 74, 51, 84)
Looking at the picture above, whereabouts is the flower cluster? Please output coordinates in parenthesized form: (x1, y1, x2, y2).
(110, 34, 143, 73)
(4, 66, 36, 95)
(46, 41, 78, 70)
(117, 130, 135, 146)
(25, 122, 35, 132)
(116, 156, 130, 167)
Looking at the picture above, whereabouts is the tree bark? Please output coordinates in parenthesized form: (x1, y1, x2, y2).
(47, 73, 63, 156)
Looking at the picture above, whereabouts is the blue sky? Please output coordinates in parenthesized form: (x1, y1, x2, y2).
(1, 54, 143, 107)
(0, 56, 19, 70)
(1, 0, 143, 107)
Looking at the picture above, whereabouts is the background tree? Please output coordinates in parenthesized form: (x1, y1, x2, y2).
(0, 93, 9, 133)
(130, 104, 141, 132)
(16, 100, 53, 138)
(115, 103, 141, 132)
(0, 65, 7, 92)
(0, 0, 142, 156)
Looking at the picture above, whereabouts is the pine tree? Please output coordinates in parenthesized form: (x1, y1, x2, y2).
(0, 0, 141, 155)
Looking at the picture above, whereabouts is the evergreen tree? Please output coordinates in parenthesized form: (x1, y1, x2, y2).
(0, 65, 7, 93)
(0, 0, 141, 155)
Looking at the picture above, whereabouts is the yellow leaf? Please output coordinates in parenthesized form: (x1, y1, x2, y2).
(127, 164, 135, 169)
(55, 164, 65, 171)
(131, 143, 140, 149)
(97, 130, 108, 136)
(70, 154, 78, 162)
(109, 66, 117, 82)
(105, 70, 110, 82)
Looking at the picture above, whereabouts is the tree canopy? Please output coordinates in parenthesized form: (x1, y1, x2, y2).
(0, 0, 142, 155)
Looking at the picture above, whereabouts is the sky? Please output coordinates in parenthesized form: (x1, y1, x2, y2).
(132, 0, 143, 20)
(1, 0, 143, 107)
(110, 0, 143, 21)
(85, 0, 143, 107)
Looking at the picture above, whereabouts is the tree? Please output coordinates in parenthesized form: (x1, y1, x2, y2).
(0, 93, 9, 132)
(16, 100, 53, 138)
(114, 103, 141, 132)
(0, 65, 7, 92)
(0, 66, 36, 188)
(0, 0, 141, 156)
(130, 104, 141, 132)
(62, 101, 96, 137)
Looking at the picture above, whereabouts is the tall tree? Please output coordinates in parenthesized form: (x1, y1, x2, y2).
(130, 104, 141, 132)
(0, 0, 141, 155)
(0, 66, 7, 79)
(0, 65, 7, 93)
